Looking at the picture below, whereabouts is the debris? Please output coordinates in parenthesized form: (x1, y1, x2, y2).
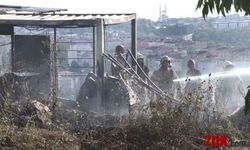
(31, 100, 52, 127)
(103, 76, 130, 116)
(76, 73, 99, 113)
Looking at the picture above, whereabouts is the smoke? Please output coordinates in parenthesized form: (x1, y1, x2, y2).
(174, 66, 250, 115)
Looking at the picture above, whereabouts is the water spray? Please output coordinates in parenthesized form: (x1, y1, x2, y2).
(174, 67, 250, 82)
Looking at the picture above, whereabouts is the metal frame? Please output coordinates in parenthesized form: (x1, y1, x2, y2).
(0, 11, 137, 102)
(52, 27, 58, 106)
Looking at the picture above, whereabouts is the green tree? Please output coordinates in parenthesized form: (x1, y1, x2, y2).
(196, 0, 250, 18)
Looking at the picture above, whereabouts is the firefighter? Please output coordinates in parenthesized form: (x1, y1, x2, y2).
(137, 53, 149, 81)
(186, 59, 201, 77)
(215, 61, 245, 115)
(130, 53, 150, 104)
(183, 59, 205, 117)
(111, 44, 127, 76)
(151, 56, 181, 98)
(184, 59, 202, 95)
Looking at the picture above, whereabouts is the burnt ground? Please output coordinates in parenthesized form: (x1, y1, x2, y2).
(0, 98, 249, 150)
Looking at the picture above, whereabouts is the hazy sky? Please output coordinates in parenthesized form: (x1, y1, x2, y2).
(0, 0, 203, 20)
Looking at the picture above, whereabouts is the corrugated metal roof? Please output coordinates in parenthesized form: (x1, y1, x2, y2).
(0, 5, 67, 14)
(0, 13, 136, 27)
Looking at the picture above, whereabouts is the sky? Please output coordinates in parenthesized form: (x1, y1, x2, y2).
(0, 0, 204, 20)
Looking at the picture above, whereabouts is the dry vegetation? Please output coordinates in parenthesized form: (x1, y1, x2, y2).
(0, 93, 249, 150)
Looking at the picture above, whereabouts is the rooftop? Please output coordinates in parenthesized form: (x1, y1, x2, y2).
(0, 5, 136, 27)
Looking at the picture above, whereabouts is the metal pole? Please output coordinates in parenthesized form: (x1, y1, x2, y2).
(92, 27, 96, 73)
(52, 27, 58, 110)
(131, 18, 137, 71)
(96, 19, 105, 109)
(11, 32, 15, 72)
(126, 49, 165, 94)
(96, 19, 104, 80)
(107, 53, 167, 97)
(54, 28, 58, 99)
(109, 54, 163, 95)
(126, 49, 180, 103)
(49, 31, 54, 103)
(103, 53, 170, 99)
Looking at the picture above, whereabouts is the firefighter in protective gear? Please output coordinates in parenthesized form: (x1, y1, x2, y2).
(137, 53, 149, 81)
(151, 56, 181, 98)
(132, 53, 150, 104)
(111, 45, 127, 76)
(183, 59, 204, 116)
(137, 52, 144, 59)
(186, 59, 201, 77)
(184, 59, 202, 95)
(215, 61, 245, 115)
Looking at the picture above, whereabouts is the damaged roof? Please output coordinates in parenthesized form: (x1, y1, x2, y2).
(0, 13, 136, 27)
(0, 5, 136, 27)
(0, 4, 67, 14)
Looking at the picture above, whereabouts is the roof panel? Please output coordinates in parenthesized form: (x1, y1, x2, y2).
(0, 13, 136, 27)
(0, 5, 67, 14)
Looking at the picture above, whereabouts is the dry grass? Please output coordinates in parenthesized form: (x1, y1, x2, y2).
(0, 94, 249, 150)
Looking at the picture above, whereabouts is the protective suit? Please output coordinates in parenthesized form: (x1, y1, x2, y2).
(137, 53, 149, 81)
(184, 59, 202, 97)
(151, 56, 181, 98)
(111, 45, 127, 76)
(133, 53, 150, 104)
(215, 61, 245, 115)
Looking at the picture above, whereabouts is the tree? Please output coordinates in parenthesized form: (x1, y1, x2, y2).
(196, 0, 250, 18)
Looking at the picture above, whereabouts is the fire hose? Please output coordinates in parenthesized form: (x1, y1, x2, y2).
(125, 49, 180, 103)
(103, 53, 180, 103)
